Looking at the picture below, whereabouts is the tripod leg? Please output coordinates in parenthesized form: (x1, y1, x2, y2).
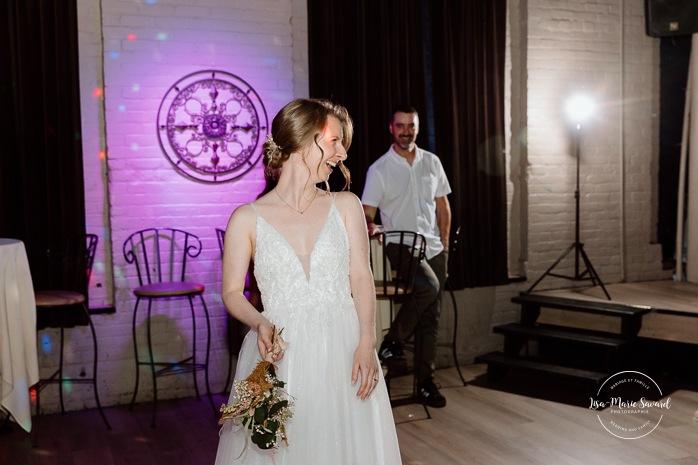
(577, 245, 611, 300)
(526, 243, 576, 294)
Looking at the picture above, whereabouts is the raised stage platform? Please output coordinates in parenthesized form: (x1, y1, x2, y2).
(476, 279, 698, 398)
(532, 280, 698, 345)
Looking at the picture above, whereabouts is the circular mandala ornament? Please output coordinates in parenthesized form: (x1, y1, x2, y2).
(157, 70, 268, 183)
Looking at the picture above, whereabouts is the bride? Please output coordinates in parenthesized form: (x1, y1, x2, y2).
(214, 98, 402, 464)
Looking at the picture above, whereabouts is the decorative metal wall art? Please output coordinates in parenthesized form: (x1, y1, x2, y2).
(157, 70, 268, 183)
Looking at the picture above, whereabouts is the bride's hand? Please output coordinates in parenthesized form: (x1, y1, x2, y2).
(257, 322, 286, 362)
(256, 321, 275, 360)
(352, 341, 380, 400)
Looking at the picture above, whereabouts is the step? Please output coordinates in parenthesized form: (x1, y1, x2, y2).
(512, 293, 650, 317)
(512, 293, 651, 337)
(475, 351, 609, 384)
(493, 323, 629, 348)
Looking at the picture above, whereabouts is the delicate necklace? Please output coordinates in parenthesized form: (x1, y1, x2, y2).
(274, 188, 318, 218)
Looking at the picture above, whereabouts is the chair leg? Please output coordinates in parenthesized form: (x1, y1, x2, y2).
(146, 298, 158, 428)
(84, 305, 111, 430)
(129, 297, 142, 410)
(222, 315, 234, 394)
(58, 327, 66, 414)
(188, 296, 201, 401)
(385, 296, 431, 418)
(31, 384, 40, 448)
(198, 294, 216, 415)
(412, 326, 431, 419)
(447, 282, 467, 386)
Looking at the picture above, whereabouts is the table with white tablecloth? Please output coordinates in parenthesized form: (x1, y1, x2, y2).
(0, 238, 38, 433)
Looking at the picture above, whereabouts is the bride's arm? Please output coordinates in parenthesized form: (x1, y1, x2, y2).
(339, 192, 380, 400)
(222, 204, 278, 360)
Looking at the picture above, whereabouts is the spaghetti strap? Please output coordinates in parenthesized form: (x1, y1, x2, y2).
(249, 202, 258, 214)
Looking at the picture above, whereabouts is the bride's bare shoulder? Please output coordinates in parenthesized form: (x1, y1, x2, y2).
(333, 191, 362, 212)
(226, 203, 257, 232)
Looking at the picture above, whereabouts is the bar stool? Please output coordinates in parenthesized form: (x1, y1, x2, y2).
(216, 227, 260, 393)
(373, 230, 430, 416)
(123, 228, 215, 426)
(33, 233, 111, 445)
(216, 227, 243, 394)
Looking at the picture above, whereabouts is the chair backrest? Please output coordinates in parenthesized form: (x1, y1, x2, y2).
(215, 228, 225, 258)
(122, 228, 202, 285)
(44, 234, 98, 296)
(374, 230, 427, 299)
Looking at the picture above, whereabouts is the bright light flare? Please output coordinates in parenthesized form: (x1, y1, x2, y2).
(565, 94, 595, 126)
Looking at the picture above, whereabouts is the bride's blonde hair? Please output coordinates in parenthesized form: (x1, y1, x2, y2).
(263, 98, 353, 191)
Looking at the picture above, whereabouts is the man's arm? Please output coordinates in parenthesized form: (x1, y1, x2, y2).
(435, 195, 451, 251)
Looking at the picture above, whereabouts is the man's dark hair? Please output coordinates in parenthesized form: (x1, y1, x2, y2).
(391, 104, 418, 122)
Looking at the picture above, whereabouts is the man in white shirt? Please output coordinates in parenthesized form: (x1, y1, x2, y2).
(361, 104, 452, 408)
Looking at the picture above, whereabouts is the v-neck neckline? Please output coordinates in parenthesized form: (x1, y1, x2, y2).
(255, 203, 336, 283)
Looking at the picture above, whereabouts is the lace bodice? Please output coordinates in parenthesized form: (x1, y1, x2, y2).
(252, 201, 354, 329)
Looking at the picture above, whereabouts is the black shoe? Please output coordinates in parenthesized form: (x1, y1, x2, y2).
(378, 340, 407, 367)
(417, 377, 447, 408)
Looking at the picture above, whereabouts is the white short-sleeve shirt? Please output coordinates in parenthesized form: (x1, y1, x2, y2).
(361, 145, 451, 259)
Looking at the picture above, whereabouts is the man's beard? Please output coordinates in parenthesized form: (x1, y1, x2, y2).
(395, 136, 414, 150)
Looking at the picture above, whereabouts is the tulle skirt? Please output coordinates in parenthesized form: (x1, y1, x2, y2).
(214, 310, 402, 465)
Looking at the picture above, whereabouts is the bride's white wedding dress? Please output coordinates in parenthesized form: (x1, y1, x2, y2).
(215, 198, 402, 464)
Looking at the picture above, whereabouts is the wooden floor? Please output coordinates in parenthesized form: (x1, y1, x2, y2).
(3, 364, 698, 465)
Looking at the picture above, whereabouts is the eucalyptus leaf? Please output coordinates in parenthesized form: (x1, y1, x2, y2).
(269, 400, 288, 416)
(253, 406, 268, 424)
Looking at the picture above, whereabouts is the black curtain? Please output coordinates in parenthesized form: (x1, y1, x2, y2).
(657, 36, 691, 266)
(308, 0, 429, 198)
(0, 0, 86, 290)
(308, 0, 508, 288)
(428, 1, 508, 288)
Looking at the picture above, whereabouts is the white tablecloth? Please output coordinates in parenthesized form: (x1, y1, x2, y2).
(0, 238, 38, 432)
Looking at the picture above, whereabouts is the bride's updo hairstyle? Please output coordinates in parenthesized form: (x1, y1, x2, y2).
(263, 98, 353, 191)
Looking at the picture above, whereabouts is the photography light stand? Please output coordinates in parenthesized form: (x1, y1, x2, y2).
(526, 98, 611, 300)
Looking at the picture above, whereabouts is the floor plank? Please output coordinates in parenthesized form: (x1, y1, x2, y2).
(2, 364, 698, 464)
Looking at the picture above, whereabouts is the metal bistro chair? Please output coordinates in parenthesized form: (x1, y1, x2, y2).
(216, 227, 245, 393)
(373, 230, 429, 416)
(440, 226, 467, 386)
(216, 227, 261, 393)
(123, 228, 215, 426)
(33, 233, 111, 446)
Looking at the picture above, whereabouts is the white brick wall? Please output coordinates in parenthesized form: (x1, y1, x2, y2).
(518, 0, 664, 287)
(32, 0, 306, 414)
(37, 0, 667, 414)
(453, 0, 667, 367)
